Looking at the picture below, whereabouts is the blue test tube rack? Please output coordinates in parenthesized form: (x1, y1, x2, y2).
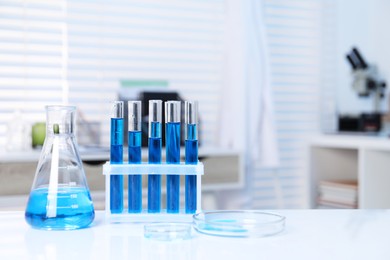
(102, 162, 204, 223)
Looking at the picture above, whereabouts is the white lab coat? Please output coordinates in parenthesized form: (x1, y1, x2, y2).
(216, 0, 280, 209)
(219, 0, 279, 168)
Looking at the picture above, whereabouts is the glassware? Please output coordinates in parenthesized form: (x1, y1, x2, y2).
(148, 100, 162, 213)
(184, 101, 198, 213)
(144, 223, 192, 241)
(110, 101, 124, 213)
(193, 210, 285, 237)
(5, 109, 29, 151)
(128, 100, 142, 213)
(25, 106, 95, 230)
(165, 101, 181, 213)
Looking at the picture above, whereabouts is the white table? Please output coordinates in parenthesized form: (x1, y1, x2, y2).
(0, 210, 389, 259)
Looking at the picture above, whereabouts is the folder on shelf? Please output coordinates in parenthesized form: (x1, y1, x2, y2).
(317, 179, 358, 209)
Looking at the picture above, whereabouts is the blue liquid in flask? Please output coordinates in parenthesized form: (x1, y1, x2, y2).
(148, 122, 162, 213)
(128, 130, 142, 213)
(25, 187, 94, 230)
(166, 122, 180, 213)
(110, 117, 124, 213)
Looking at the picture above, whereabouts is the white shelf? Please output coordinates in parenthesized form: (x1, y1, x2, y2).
(309, 134, 390, 208)
(0, 148, 109, 163)
(0, 146, 241, 163)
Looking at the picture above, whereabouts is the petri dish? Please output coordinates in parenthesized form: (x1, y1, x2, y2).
(193, 210, 285, 238)
(144, 223, 193, 241)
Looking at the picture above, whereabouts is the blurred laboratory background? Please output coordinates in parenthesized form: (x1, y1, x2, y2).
(1, 0, 390, 211)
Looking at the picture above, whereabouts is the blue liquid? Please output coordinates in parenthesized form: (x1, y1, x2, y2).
(110, 118, 124, 214)
(166, 122, 180, 213)
(25, 187, 94, 230)
(128, 131, 142, 213)
(148, 136, 162, 213)
(185, 139, 198, 214)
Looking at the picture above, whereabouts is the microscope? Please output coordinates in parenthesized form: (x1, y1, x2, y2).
(338, 47, 386, 132)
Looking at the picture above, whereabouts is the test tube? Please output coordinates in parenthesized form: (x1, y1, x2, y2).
(165, 101, 181, 213)
(128, 101, 142, 213)
(110, 101, 124, 213)
(148, 100, 162, 213)
(185, 101, 198, 213)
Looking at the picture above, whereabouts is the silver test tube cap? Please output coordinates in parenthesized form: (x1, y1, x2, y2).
(128, 101, 142, 131)
(111, 101, 124, 118)
(185, 101, 198, 125)
(149, 100, 162, 123)
(165, 101, 181, 123)
(149, 100, 162, 137)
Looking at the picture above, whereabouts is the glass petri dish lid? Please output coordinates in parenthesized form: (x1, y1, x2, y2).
(193, 210, 285, 238)
(144, 223, 193, 241)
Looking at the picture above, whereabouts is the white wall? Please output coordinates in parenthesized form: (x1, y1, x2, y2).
(336, 0, 390, 114)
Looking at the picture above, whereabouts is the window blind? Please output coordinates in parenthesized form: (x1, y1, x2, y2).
(0, 0, 65, 145)
(0, 0, 227, 147)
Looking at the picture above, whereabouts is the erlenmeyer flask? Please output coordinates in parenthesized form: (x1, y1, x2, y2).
(25, 106, 95, 230)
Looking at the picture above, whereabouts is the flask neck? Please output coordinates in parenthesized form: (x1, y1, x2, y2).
(46, 106, 76, 135)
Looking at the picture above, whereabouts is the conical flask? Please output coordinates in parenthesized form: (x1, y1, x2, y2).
(25, 106, 95, 230)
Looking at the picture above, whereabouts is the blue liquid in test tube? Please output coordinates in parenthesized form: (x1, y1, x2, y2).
(110, 101, 124, 213)
(165, 101, 181, 213)
(185, 101, 198, 213)
(148, 100, 162, 213)
(128, 101, 142, 213)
